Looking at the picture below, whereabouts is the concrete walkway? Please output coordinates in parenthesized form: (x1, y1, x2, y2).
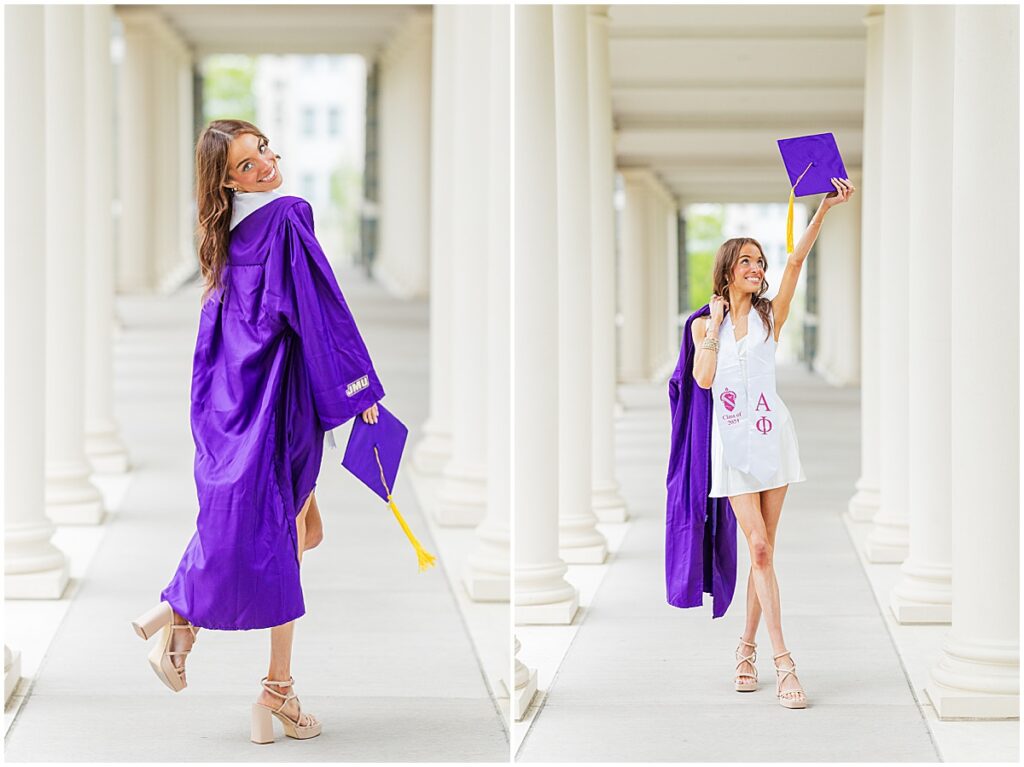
(5, 270, 508, 762)
(517, 366, 940, 762)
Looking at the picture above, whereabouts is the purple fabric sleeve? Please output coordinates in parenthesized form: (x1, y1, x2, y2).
(267, 200, 385, 431)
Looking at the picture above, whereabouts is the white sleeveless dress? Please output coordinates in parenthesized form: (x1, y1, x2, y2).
(709, 310, 805, 498)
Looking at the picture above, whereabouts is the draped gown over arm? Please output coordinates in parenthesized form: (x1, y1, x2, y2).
(160, 196, 384, 630)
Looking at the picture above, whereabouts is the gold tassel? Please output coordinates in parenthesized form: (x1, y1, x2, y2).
(373, 446, 437, 572)
(787, 162, 815, 255)
(786, 185, 796, 255)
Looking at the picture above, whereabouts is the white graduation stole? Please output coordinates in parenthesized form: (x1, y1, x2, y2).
(711, 308, 786, 484)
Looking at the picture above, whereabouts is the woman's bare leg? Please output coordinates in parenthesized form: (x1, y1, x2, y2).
(303, 492, 323, 551)
(741, 485, 789, 642)
(733, 485, 803, 700)
(259, 491, 317, 725)
(730, 491, 786, 655)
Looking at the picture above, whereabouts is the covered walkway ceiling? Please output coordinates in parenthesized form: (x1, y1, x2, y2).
(609, 4, 869, 204)
(116, 4, 424, 58)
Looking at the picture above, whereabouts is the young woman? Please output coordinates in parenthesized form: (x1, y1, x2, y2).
(666, 177, 855, 709)
(130, 119, 383, 743)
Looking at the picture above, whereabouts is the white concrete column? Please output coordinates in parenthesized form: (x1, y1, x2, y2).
(4, 4, 70, 597)
(644, 186, 666, 379)
(890, 6, 953, 624)
(464, 5, 510, 601)
(514, 4, 578, 625)
(666, 200, 680, 363)
(926, 5, 1019, 720)
(513, 636, 539, 721)
(151, 33, 177, 287)
(812, 170, 861, 387)
(554, 5, 607, 565)
(587, 6, 628, 522)
(44, 4, 105, 526)
(375, 11, 432, 299)
(618, 169, 651, 382)
(435, 6, 489, 527)
(413, 4, 456, 475)
(865, 6, 911, 562)
(153, 26, 196, 293)
(116, 9, 158, 293)
(176, 42, 195, 283)
(655, 189, 679, 379)
(848, 8, 883, 521)
(83, 4, 130, 475)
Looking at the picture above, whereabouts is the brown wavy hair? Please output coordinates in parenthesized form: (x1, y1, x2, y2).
(194, 119, 270, 305)
(712, 237, 773, 341)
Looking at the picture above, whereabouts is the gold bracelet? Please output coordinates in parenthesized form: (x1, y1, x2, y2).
(700, 336, 719, 352)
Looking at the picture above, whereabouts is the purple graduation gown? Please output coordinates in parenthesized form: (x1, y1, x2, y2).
(665, 304, 737, 618)
(160, 195, 385, 630)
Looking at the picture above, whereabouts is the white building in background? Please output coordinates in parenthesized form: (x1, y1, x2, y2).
(251, 53, 367, 265)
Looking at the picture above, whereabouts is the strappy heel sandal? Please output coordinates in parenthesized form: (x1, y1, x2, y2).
(131, 601, 199, 693)
(734, 637, 758, 692)
(773, 650, 807, 709)
(251, 676, 322, 744)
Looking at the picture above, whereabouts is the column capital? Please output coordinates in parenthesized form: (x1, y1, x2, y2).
(863, 7, 884, 27)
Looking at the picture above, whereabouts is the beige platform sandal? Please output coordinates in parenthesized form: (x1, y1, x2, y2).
(773, 650, 808, 709)
(131, 601, 199, 693)
(251, 676, 322, 744)
(734, 637, 758, 692)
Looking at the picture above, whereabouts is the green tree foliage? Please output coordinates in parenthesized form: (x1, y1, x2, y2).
(202, 55, 257, 124)
(686, 204, 724, 310)
(329, 164, 364, 260)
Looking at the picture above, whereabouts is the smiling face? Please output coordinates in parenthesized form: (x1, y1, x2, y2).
(729, 244, 767, 295)
(223, 132, 283, 193)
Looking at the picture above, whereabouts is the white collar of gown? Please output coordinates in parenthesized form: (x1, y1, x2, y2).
(229, 188, 284, 231)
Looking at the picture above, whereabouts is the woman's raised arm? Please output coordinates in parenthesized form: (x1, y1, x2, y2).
(771, 177, 855, 338)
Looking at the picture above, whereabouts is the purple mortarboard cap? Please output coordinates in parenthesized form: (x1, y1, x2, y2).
(341, 404, 407, 502)
(776, 132, 849, 197)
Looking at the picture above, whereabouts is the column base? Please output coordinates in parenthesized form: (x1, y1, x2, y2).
(926, 636, 1019, 719)
(85, 428, 130, 474)
(462, 564, 510, 602)
(516, 595, 579, 625)
(890, 592, 952, 624)
(865, 539, 908, 563)
(560, 542, 607, 564)
(890, 560, 952, 624)
(45, 462, 105, 525)
(865, 514, 909, 562)
(412, 426, 452, 476)
(45, 497, 105, 526)
(514, 666, 538, 721)
(435, 463, 486, 527)
(5, 646, 22, 705)
(925, 681, 1019, 720)
(6, 564, 70, 599)
(847, 481, 880, 522)
(592, 481, 628, 522)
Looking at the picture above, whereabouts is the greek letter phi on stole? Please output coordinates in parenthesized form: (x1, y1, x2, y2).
(710, 308, 786, 484)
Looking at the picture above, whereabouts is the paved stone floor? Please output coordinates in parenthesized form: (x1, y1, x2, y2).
(4, 270, 508, 762)
(517, 366, 942, 762)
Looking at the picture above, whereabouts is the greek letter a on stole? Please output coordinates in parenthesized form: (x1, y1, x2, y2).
(755, 392, 773, 434)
